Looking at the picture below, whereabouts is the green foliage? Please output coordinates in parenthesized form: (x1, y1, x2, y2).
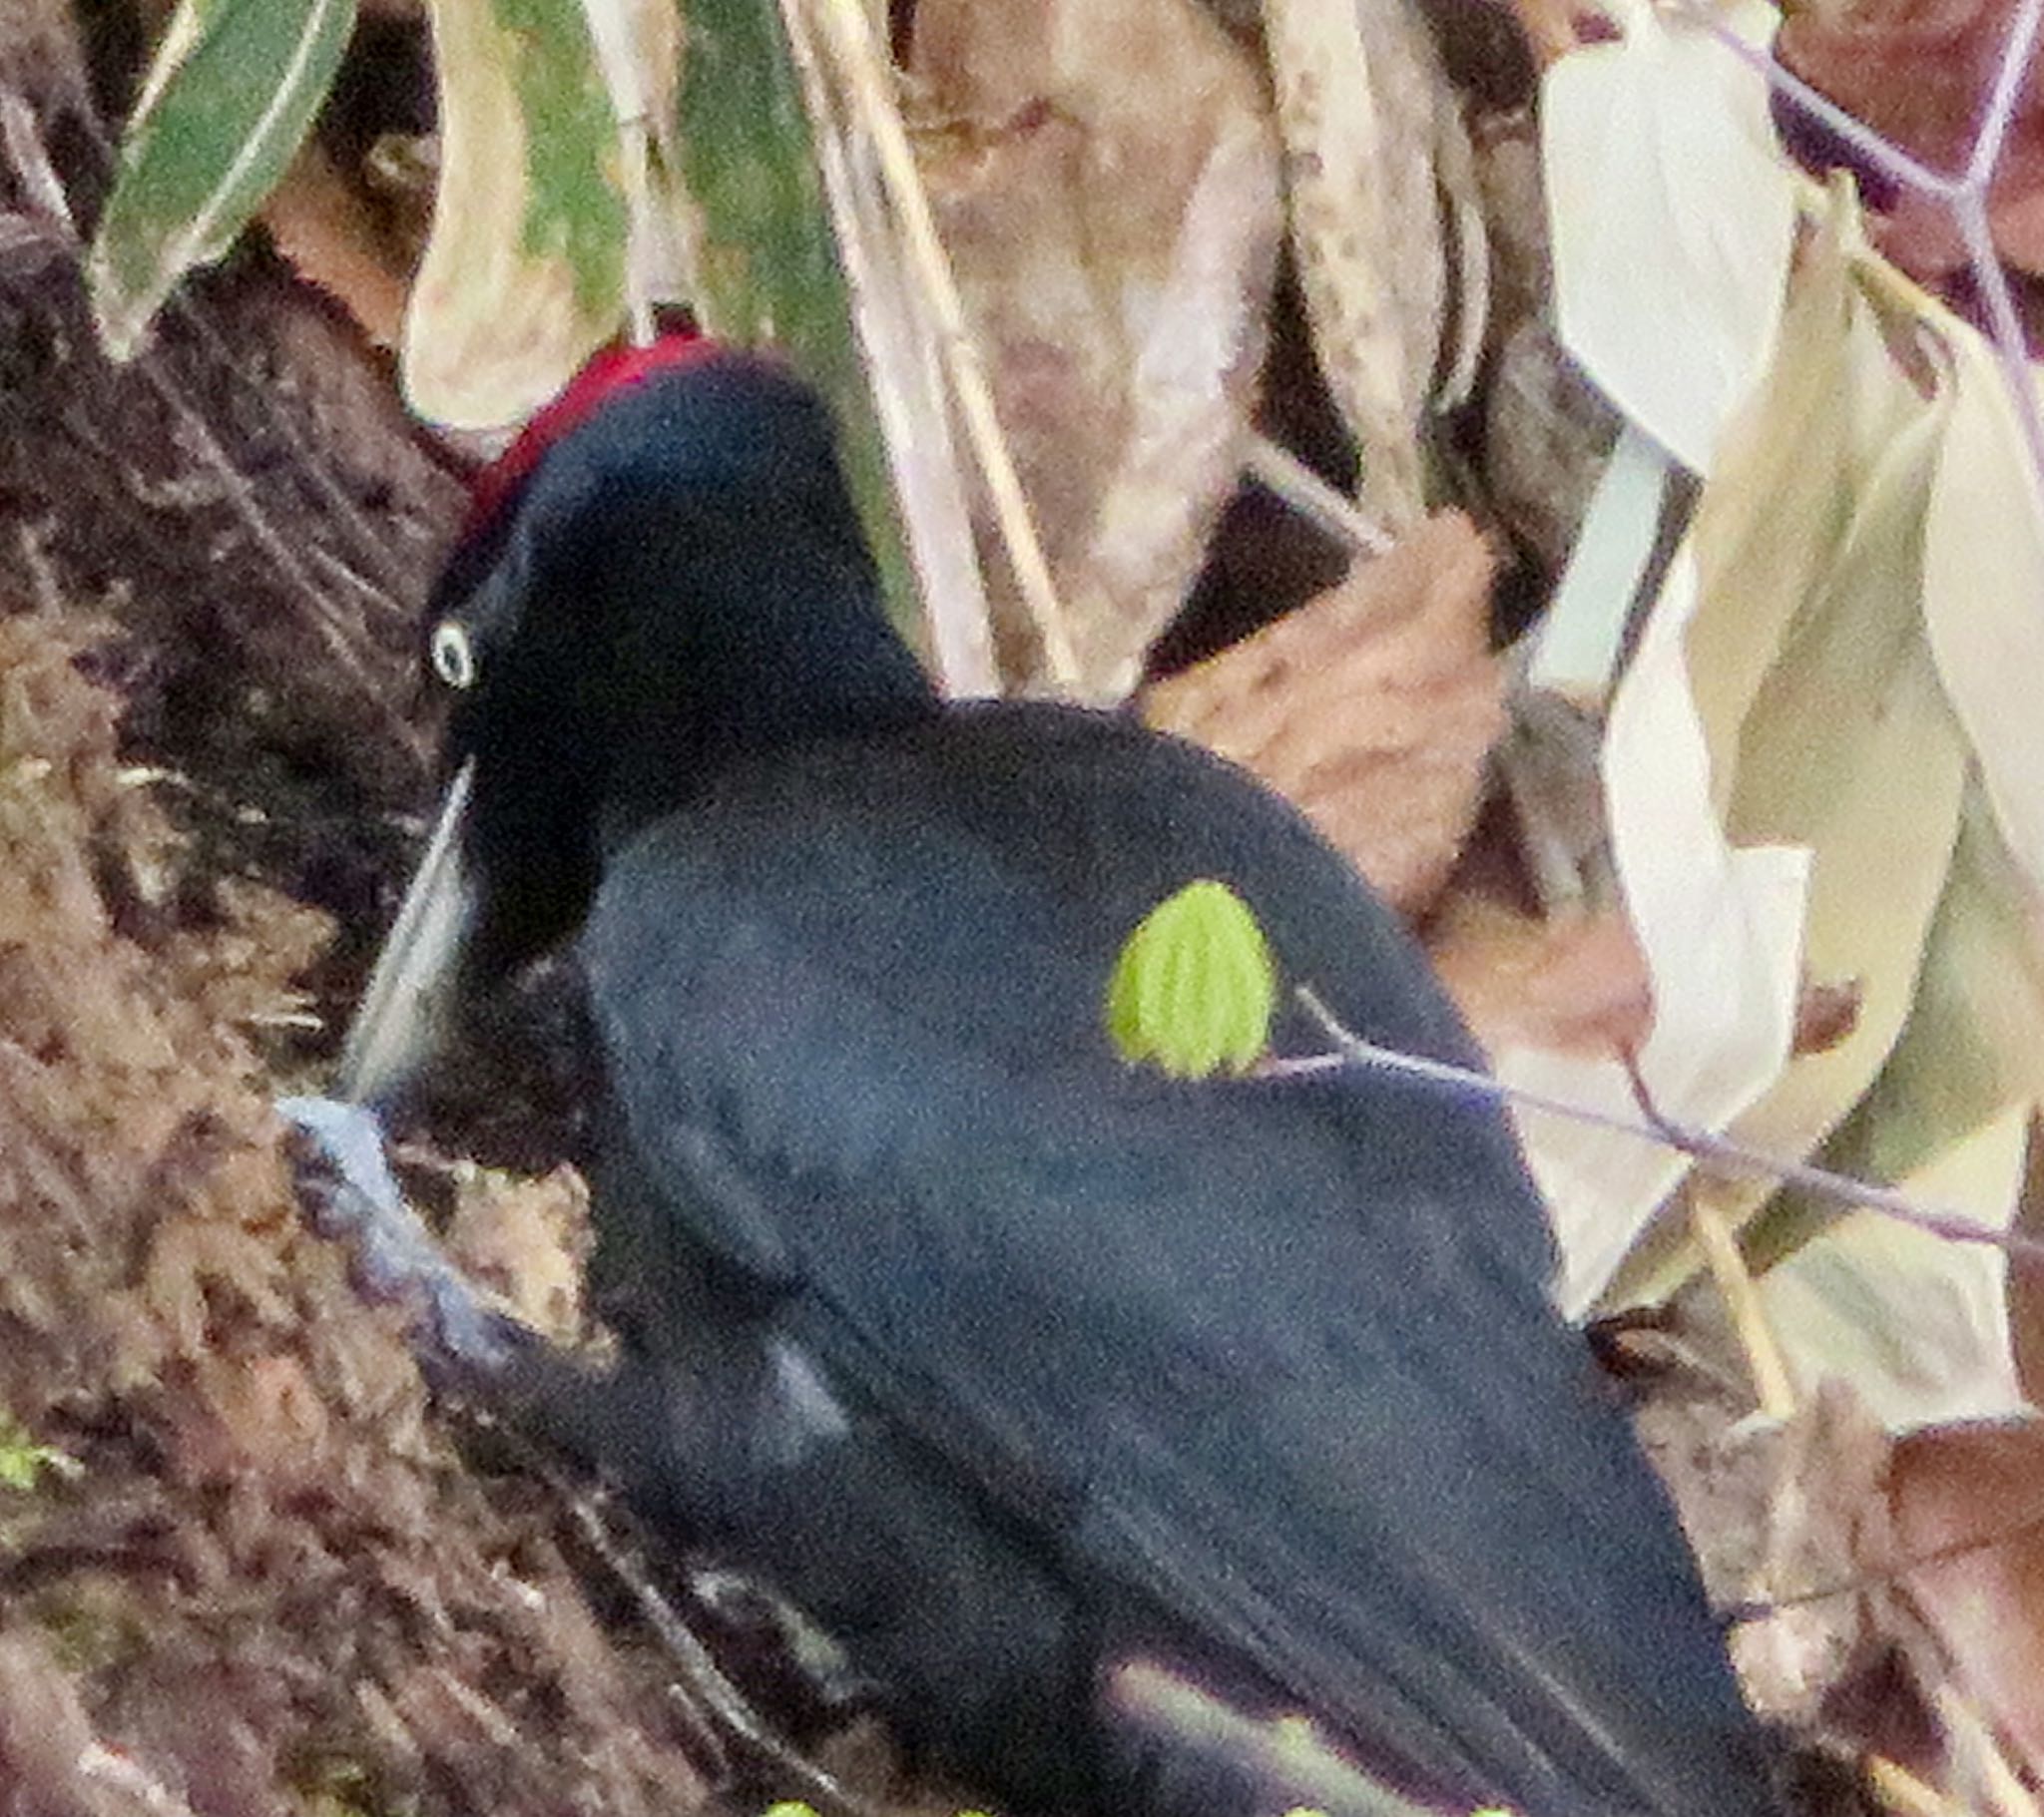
(762, 1807, 992, 1817)
(88, 0, 356, 357)
(1106, 881, 1278, 1080)
(0, 1412, 79, 1492)
(676, 0, 911, 626)
(292, 1751, 417, 1817)
(489, 0, 629, 317)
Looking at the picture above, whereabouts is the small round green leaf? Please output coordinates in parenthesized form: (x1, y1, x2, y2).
(1106, 880, 1277, 1080)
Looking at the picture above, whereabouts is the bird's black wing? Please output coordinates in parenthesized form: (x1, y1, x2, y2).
(580, 705, 1771, 1817)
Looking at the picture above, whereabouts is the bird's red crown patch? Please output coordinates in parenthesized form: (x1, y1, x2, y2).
(462, 330, 724, 539)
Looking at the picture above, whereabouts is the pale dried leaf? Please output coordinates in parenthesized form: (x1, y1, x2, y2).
(1144, 511, 1501, 912)
(1533, 196, 1968, 1313)
(1541, 0, 1796, 474)
(1264, 0, 1457, 530)
(1672, 319, 1967, 1288)
(1680, 204, 1912, 796)
(912, 0, 1280, 700)
(1510, 550, 1810, 1318)
(1922, 331, 2044, 896)
(1761, 1107, 2033, 1430)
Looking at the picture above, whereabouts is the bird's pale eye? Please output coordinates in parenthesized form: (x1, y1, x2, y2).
(429, 620, 478, 689)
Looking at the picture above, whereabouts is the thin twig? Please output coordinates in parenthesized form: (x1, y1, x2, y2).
(137, 356, 397, 713)
(1679, 0, 2044, 545)
(306, 543, 413, 623)
(1284, 988, 2044, 1269)
(777, 0, 1000, 696)
(1965, 0, 2044, 188)
(1242, 435, 1393, 556)
(801, 0, 1077, 688)
(1724, 1496, 2044, 1623)
(1680, 6, 1950, 199)
(1688, 1181, 1799, 1418)
(546, 1466, 886, 1817)
(1953, 189, 2044, 508)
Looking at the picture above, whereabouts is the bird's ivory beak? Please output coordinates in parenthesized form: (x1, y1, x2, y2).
(336, 756, 480, 1107)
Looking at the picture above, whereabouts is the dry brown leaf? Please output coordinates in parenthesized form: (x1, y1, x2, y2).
(1427, 897, 1653, 1060)
(910, 0, 1281, 700)
(1890, 1419, 2044, 1780)
(1145, 510, 1501, 913)
(1265, 0, 1483, 529)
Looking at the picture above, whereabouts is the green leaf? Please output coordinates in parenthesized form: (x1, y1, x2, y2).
(1106, 881, 1277, 1080)
(402, 0, 631, 427)
(491, 0, 629, 317)
(675, 0, 912, 627)
(0, 1412, 80, 1492)
(88, 0, 357, 360)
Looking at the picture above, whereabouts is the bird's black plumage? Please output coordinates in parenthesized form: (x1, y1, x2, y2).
(348, 340, 1781, 1817)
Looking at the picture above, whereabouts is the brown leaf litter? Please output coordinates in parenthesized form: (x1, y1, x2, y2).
(0, 613, 709, 1817)
(910, 0, 1283, 700)
(1145, 510, 1504, 916)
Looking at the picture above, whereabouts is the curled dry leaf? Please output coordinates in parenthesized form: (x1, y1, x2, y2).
(1536, 191, 1984, 1316)
(910, 0, 1281, 700)
(1889, 1418, 2044, 1782)
(1509, 548, 1811, 1318)
(1265, 0, 1484, 530)
(1144, 510, 1501, 914)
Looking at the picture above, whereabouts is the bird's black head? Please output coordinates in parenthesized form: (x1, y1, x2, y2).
(339, 334, 935, 1102)
(438, 335, 933, 876)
